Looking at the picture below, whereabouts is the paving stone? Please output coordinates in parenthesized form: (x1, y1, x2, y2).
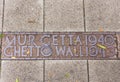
(45, 60, 88, 82)
(45, 0, 84, 32)
(3, 0, 43, 32)
(89, 60, 120, 82)
(85, 0, 120, 31)
(1, 60, 43, 82)
(0, 0, 3, 30)
(0, 0, 3, 78)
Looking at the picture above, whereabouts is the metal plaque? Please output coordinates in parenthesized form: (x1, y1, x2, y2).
(1, 32, 118, 60)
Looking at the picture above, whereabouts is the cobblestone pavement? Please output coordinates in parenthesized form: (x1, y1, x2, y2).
(0, 0, 120, 82)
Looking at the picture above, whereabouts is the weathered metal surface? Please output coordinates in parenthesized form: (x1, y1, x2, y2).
(116, 32, 120, 59)
(1, 32, 118, 60)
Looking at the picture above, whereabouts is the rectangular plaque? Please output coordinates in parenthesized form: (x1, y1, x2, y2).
(1, 32, 118, 60)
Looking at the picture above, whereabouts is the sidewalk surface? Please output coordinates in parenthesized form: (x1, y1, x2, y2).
(0, 0, 120, 82)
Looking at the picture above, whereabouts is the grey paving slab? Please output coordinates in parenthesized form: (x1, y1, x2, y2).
(0, 0, 3, 31)
(1, 1, 44, 82)
(89, 60, 120, 82)
(3, 0, 43, 32)
(45, 60, 88, 82)
(0, 0, 3, 79)
(1, 60, 43, 82)
(85, 0, 120, 31)
(45, 0, 84, 32)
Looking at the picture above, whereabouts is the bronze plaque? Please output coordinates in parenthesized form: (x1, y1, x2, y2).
(1, 32, 118, 60)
